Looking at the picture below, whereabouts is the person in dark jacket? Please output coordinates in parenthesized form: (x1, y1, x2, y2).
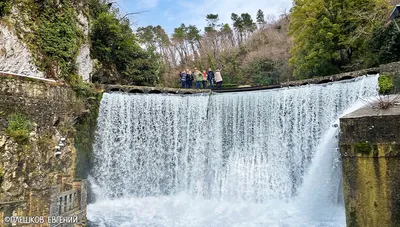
(180, 70, 187, 88)
(207, 68, 215, 89)
(186, 69, 193, 88)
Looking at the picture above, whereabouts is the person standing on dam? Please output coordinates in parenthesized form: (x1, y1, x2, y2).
(207, 68, 215, 89)
(202, 70, 207, 89)
(215, 69, 223, 89)
(180, 70, 187, 88)
(186, 69, 193, 88)
(194, 67, 203, 89)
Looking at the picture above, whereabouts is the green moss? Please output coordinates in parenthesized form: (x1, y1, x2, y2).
(378, 75, 394, 95)
(355, 142, 372, 155)
(6, 113, 31, 144)
(74, 89, 102, 179)
(349, 210, 357, 227)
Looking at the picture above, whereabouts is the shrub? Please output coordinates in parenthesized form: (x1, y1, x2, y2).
(0, 0, 11, 18)
(6, 114, 31, 144)
(378, 75, 394, 95)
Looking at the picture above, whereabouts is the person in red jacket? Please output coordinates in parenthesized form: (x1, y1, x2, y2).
(202, 70, 207, 89)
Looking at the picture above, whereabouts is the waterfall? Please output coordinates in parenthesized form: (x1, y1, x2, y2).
(88, 76, 378, 227)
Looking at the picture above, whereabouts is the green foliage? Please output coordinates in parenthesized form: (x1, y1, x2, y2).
(367, 18, 400, 66)
(90, 10, 160, 86)
(6, 114, 31, 144)
(89, 0, 111, 19)
(256, 9, 265, 25)
(355, 142, 372, 155)
(16, 0, 83, 82)
(206, 14, 220, 31)
(378, 75, 394, 95)
(36, 2, 82, 79)
(13, 0, 159, 87)
(289, 0, 389, 79)
(231, 12, 257, 44)
(245, 59, 281, 86)
(0, 0, 11, 18)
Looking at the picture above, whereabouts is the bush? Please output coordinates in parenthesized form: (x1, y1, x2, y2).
(378, 75, 394, 95)
(90, 10, 160, 86)
(0, 0, 11, 18)
(6, 114, 31, 144)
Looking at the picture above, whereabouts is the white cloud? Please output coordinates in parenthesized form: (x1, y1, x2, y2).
(175, 0, 293, 32)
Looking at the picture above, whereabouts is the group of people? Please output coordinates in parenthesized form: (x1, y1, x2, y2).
(179, 68, 223, 89)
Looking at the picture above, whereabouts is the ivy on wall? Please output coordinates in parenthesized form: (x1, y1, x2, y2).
(11, 0, 83, 84)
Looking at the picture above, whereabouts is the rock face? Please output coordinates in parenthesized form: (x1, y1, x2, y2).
(77, 44, 92, 82)
(0, 4, 93, 82)
(340, 104, 400, 227)
(0, 76, 84, 202)
(76, 11, 93, 82)
(0, 24, 44, 78)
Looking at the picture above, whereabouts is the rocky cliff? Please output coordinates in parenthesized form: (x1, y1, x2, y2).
(0, 1, 93, 82)
(0, 75, 84, 202)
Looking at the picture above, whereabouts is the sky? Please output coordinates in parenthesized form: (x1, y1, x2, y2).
(116, 0, 293, 34)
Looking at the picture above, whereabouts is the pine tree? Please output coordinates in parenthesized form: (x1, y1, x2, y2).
(256, 9, 265, 28)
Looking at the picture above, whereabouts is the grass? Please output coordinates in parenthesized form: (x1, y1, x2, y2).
(6, 113, 31, 144)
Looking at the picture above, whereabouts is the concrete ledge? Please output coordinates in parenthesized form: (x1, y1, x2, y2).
(282, 67, 380, 87)
(339, 102, 400, 227)
(104, 84, 210, 95)
(340, 101, 400, 145)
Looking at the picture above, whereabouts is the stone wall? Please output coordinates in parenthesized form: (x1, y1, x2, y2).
(0, 74, 87, 225)
(340, 104, 400, 227)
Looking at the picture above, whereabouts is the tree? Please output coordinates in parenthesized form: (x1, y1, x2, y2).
(241, 13, 257, 34)
(367, 18, 400, 65)
(187, 25, 201, 59)
(231, 13, 245, 44)
(90, 11, 159, 85)
(256, 9, 265, 28)
(289, 0, 390, 79)
(206, 14, 221, 31)
(137, 26, 156, 49)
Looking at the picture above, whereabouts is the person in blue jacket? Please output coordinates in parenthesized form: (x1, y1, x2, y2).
(180, 70, 187, 88)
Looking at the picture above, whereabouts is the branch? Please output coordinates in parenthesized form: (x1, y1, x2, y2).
(121, 10, 149, 20)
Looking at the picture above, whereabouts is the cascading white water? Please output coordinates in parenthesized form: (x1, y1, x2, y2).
(88, 76, 378, 227)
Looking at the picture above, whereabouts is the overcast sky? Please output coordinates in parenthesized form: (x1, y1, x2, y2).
(116, 0, 293, 34)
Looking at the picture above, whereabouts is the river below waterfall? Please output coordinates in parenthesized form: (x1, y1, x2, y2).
(87, 76, 378, 227)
